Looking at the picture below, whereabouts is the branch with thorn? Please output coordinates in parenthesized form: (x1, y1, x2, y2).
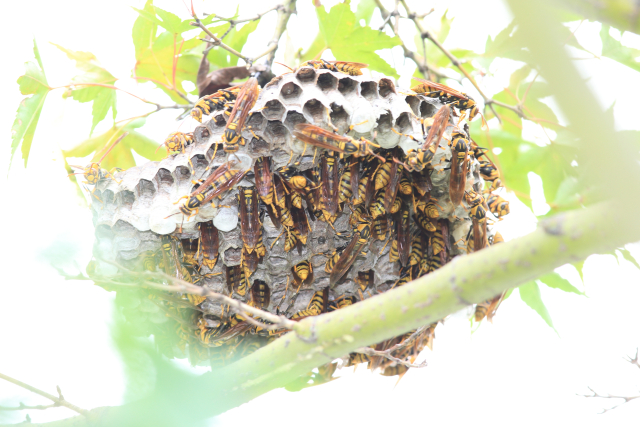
(578, 348, 640, 414)
(0, 374, 88, 416)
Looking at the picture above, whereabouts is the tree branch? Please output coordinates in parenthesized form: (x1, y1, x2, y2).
(0, 374, 88, 417)
(374, 0, 449, 81)
(21, 200, 640, 426)
(258, 0, 297, 67)
(579, 387, 640, 414)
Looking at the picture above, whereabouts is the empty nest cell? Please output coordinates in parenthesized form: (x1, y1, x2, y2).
(317, 72, 338, 92)
(329, 103, 350, 133)
(338, 77, 358, 96)
(405, 96, 421, 116)
(154, 168, 174, 194)
(360, 81, 378, 101)
(303, 99, 327, 123)
(420, 100, 437, 118)
(116, 190, 134, 209)
(264, 121, 290, 146)
(261, 99, 286, 122)
(395, 112, 412, 134)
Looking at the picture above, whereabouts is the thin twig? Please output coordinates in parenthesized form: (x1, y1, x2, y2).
(206, 5, 282, 25)
(374, 0, 449, 81)
(353, 347, 427, 369)
(579, 386, 640, 414)
(97, 258, 298, 333)
(190, 21, 249, 63)
(625, 348, 640, 371)
(0, 374, 88, 416)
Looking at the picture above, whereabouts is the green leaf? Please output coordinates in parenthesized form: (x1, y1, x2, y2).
(600, 25, 640, 73)
(538, 272, 584, 295)
(560, 0, 640, 36)
(134, 31, 201, 102)
(124, 131, 164, 161)
(316, 2, 401, 78)
(519, 281, 557, 332)
(132, 0, 157, 59)
(52, 43, 118, 134)
(11, 39, 49, 168)
(90, 89, 117, 135)
(132, 5, 193, 34)
(437, 10, 453, 43)
(355, 0, 377, 25)
(617, 248, 640, 270)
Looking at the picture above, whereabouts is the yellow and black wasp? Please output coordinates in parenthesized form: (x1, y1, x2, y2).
(222, 77, 259, 153)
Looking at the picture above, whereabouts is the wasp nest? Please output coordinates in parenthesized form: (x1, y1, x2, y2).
(86, 66, 509, 382)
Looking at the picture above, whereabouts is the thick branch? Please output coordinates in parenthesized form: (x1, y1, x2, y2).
(258, 0, 296, 67)
(22, 201, 640, 427)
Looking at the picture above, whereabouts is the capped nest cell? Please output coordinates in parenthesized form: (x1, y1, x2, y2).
(84, 66, 509, 383)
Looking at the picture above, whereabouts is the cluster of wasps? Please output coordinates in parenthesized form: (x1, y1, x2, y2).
(100, 61, 513, 377)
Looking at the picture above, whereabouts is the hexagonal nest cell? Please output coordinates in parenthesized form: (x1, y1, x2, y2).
(295, 67, 316, 84)
(338, 77, 358, 96)
(280, 81, 302, 100)
(261, 99, 286, 121)
(360, 81, 378, 101)
(317, 72, 338, 92)
(86, 68, 507, 377)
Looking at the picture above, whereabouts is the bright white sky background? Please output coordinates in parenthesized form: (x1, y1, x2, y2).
(1, 0, 640, 426)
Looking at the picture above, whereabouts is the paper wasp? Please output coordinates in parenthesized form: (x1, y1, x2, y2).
(198, 221, 219, 270)
(415, 209, 436, 233)
(449, 129, 470, 207)
(411, 77, 487, 128)
(465, 191, 488, 251)
(160, 132, 195, 155)
(355, 270, 375, 294)
(180, 238, 199, 269)
(140, 250, 157, 272)
(238, 186, 263, 255)
(369, 190, 386, 219)
(329, 218, 372, 286)
(384, 162, 403, 212)
(226, 265, 249, 297)
(479, 160, 500, 182)
(241, 248, 260, 279)
(292, 260, 314, 287)
(399, 173, 412, 195)
(293, 124, 384, 161)
(250, 280, 270, 309)
(223, 77, 259, 153)
(175, 166, 247, 219)
(410, 232, 426, 267)
(475, 293, 505, 322)
(328, 295, 357, 311)
(67, 132, 127, 201)
(298, 59, 368, 76)
(338, 168, 353, 203)
(371, 216, 388, 241)
(191, 86, 241, 123)
(291, 206, 310, 245)
(396, 202, 411, 267)
(389, 238, 399, 263)
(485, 193, 510, 218)
(319, 152, 340, 219)
(254, 157, 274, 206)
(291, 288, 329, 320)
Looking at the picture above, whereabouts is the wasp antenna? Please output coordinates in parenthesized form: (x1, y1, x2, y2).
(274, 62, 295, 72)
(155, 143, 164, 154)
(98, 132, 128, 164)
(164, 212, 182, 219)
(66, 172, 84, 177)
(480, 112, 488, 130)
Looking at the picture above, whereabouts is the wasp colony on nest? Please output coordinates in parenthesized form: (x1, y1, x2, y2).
(83, 59, 510, 384)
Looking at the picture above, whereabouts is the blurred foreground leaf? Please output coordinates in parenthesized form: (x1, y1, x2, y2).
(600, 25, 640, 73)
